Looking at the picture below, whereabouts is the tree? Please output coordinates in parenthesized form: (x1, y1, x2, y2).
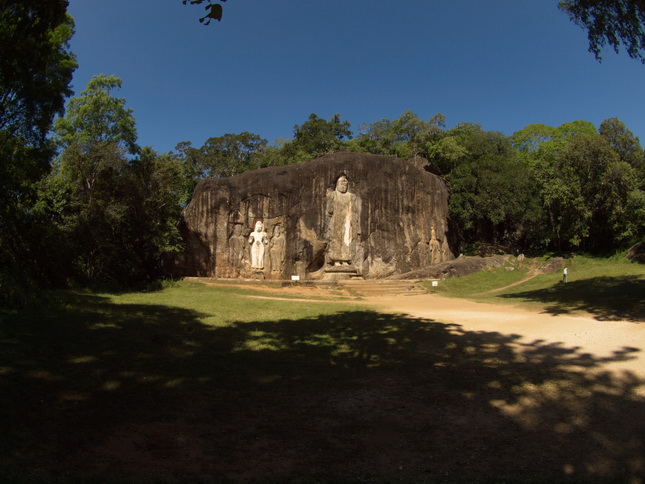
(426, 122, 511, 178)
(176, 131, 266, 180)
(512, 120, 644, 252)
(356, 110, 444, 160)
(54, 74, 138, 155)
(43, 76, 187, 287)
(0, 0, 77, 306)
(599, 117, 644, 177)
(47, 75, 139, 285)
(0, 1, 76, 148)
(281, 113, 352, 162)
(444, 124, 541, 251)
(559, 0, 645, 62)
(121, 148, 185, 282)
(175, 132, 267, 204)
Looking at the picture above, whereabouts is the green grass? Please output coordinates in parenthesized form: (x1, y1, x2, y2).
(430, 255, 644, 320)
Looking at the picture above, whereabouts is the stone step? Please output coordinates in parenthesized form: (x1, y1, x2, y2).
(335, 280, 426, 297)
(185, 277, 427, 297)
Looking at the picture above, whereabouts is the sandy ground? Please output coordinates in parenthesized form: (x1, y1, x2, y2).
(369, 293, 645, 378)
(238, 280, 645, 379)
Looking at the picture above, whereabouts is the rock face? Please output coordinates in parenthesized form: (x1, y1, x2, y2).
(175, 151, 453, 280)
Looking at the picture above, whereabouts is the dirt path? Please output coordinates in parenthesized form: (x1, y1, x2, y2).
(472, 271, 540, 296)
(369, 293, 645, 379)
(240, 282, 645, 378)
(219, 278, 645, 378)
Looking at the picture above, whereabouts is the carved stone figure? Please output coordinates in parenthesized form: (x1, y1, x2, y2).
(228, 224, 245, 267)
(325, 175, 361, 268)
(441, 238, 451, 263)
(269, 224, 286, 273)
(429, 225, 442, 264)
(248, 220, 268, 269)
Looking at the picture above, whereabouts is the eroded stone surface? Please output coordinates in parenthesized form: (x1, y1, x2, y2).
(174, 151, 453, 279)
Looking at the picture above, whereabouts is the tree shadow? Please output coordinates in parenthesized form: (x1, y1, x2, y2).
(1, 292, 644, 482)
(500, 275, 645, 322)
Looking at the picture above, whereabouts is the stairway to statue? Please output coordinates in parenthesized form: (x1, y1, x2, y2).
(332, 279, 427, 297)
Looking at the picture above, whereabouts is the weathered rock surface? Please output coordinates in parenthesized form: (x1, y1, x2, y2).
(389, 256, 508, 280)
(174, 151, 453, 280)
(627, 242, 645, 264)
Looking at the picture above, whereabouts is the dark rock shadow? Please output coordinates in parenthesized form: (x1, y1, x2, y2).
(0, 292, 644, 482)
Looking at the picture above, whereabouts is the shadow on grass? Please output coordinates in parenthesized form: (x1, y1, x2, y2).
(1, 292, 644, 482)
(500, 275, 645, 322)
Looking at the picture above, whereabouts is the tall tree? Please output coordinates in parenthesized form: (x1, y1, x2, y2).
(44, 76, 186, 286)
(48, 75, 139, 285)
(121, 148, 185, 282)
(599, 117, 644, 178)
(0, 0, 77, 306)
(512, 120, 644, 251)
(54, 74, 138, 155)
(445, 124, 540, 251)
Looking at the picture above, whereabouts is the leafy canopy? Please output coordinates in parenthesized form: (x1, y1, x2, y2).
(559, 0, 645, 62)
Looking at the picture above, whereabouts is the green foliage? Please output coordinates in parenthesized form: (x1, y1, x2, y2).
(0, 1, 77, 147)
(37, 77, 184, 289)
(54, 74, 138, 155)
(599, 117, 645, 180)
(512, 120, 645, 252)
(559, 0, 645, 62)
(0, 1, 77, 308)
(281, 113, 352, 162)
(356, 110, 444, 162)
(446, 124, 542, 250)
(175, 131, 267, 199)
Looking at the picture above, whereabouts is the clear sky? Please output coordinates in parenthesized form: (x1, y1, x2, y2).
(66, 0, 645, 154)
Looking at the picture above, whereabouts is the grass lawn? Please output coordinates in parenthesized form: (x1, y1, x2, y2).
(1, 272, 644, 482)
(429, 254, 645, 321)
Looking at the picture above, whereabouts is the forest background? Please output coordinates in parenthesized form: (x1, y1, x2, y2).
(1, 1, 644, 308)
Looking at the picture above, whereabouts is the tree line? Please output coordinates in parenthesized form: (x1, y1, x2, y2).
(1, 2, 644, 308)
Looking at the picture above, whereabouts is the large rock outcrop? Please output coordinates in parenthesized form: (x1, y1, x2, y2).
(175, 151, 453, 280)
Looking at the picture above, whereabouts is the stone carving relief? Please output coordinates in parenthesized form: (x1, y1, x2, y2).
(177, 152, 454, 280)
(429, 223, 450, 265)
(248, 219, 268, 270)
(429, 225, 442, 264)
(269, 224, 286, 274)
(228, 224, 245, 268)
(325, 175, 362, 275)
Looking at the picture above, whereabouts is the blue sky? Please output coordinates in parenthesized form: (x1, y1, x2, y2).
(66, 0, 645, 154)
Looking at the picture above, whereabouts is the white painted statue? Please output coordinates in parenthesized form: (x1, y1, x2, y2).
(248, 220, 268, 269)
